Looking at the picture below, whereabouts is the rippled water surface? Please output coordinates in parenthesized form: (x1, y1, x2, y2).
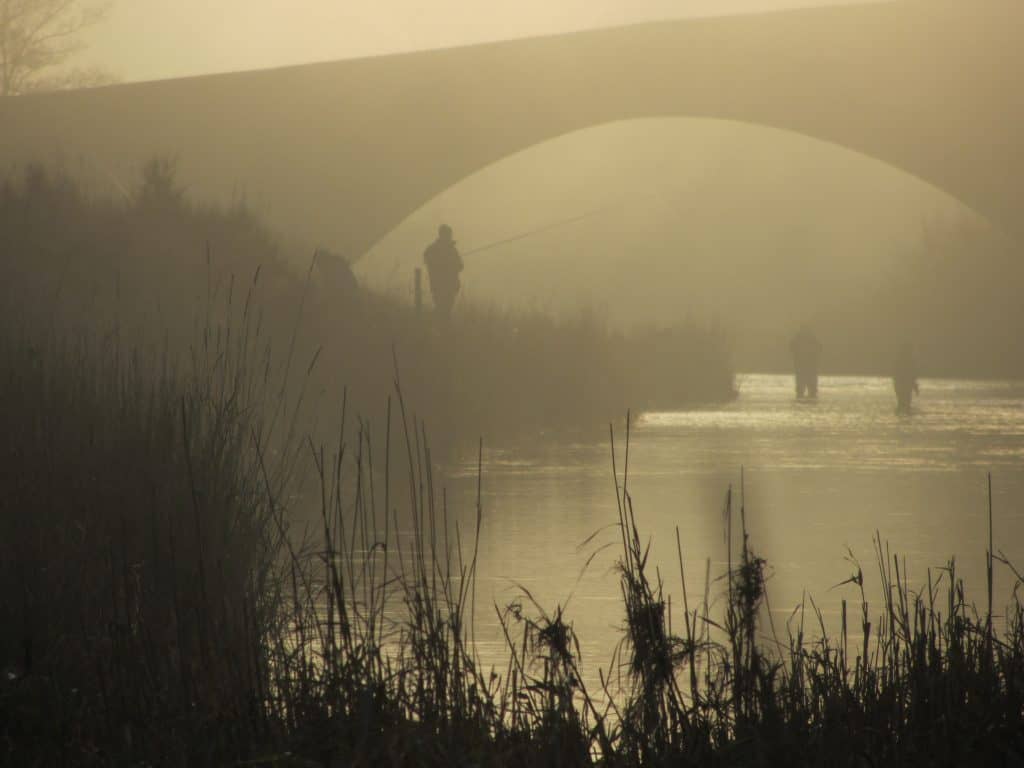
(441, 374, 1024, 679)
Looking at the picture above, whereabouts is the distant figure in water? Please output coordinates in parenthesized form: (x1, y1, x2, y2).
(423, 224, 464, 319)
(893, 343, 920, 413)
(790, 325, 822, 399)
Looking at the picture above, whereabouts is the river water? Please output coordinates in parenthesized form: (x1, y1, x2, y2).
(440, 374, 1024, 682)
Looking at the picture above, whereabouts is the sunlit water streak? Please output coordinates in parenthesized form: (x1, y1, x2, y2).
(436, 374, 1024, 689)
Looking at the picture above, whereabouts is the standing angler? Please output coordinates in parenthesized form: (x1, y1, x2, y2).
(789, 325, 822, 399)
(423, 224, 464, 320)
(893, 342, 920, 413)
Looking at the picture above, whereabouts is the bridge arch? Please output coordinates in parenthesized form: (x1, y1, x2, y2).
(360, 116, 978, 314)
(362, 114, 981, 260)
(0, 0, 1020, 253)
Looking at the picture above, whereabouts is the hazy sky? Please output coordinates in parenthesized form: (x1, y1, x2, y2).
(83, 0, 876, 82)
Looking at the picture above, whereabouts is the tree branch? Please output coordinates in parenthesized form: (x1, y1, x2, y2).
(0, 0, 109, 95)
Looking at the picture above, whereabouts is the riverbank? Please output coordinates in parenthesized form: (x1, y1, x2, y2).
(1, 322, 1022, 765)
(0, 162, 736, 454)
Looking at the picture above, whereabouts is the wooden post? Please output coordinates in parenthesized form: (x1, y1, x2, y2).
(414, 268, 423, 314)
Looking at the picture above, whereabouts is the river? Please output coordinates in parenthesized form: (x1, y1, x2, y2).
(439, 373, 1024, 684)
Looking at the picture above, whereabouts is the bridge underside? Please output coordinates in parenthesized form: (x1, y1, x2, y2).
(1, 0, 1022, 254)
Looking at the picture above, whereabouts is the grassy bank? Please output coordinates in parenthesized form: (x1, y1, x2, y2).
(0, 325, 288, 764)
(0, 316, 1021, 766)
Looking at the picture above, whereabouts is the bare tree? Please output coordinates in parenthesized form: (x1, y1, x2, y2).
(0, 0, 111, 96)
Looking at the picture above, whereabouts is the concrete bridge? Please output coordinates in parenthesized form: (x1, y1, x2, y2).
(1, 0, 1021, 254)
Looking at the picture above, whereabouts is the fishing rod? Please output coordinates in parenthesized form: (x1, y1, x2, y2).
(459, 183, 687, 257)
(373, 203, 615, 288)
(461, 205, 617, 257)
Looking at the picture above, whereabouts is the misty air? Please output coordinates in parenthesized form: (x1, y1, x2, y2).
(1, 1, 1023, 765)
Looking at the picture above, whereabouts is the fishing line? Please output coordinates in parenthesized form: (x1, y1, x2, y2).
(461, 205, 617, 257)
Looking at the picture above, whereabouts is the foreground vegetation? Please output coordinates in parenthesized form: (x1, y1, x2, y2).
(1, 311, 1022, 766)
